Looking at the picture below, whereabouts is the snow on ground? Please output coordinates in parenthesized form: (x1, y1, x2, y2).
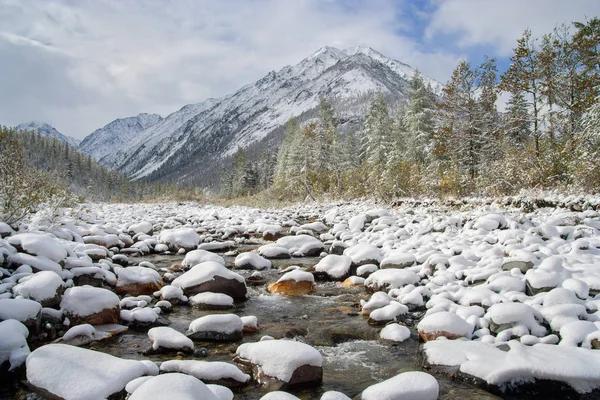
(2, 197, 600, 397)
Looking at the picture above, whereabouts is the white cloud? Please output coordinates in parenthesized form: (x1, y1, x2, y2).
(2, 0, 591, 139)
(0, 0, 464, 139)
(426, 0, 600, 55)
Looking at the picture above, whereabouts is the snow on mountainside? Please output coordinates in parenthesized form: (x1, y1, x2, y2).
(80, 46, 442, 187)
(15, 121, 80, 147)
(78, 113, 163, 162)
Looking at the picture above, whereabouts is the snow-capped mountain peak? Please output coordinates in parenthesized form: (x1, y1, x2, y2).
(78, 113, 163, 162)
(15, 121, 80, 147)
(79, 45, 442, 188)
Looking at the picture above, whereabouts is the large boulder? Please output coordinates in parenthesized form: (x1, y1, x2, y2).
(343, 243, 383, 266)
(115, 266, 163, 296)
(27, 344, 152, 400)
(128, 373, 218, 400)
(61, 286, 120, 326)
(361, 371, 439, 400)
(7, 233, 67, 263)
(364, 269, 419, 293)
(417, 311, 473, 342)
(12, 271, 64, 308)
(313, 255, 352, 281)
(0, 298, 42, 334)
(234, 339, 323, 388)
(275, 235, 324, 257)
(186, 314, 244, 341)
(158, 228, 201, 252)
(182, 249, 226, 268)
(268, 271, 315, 295)
(234, 252, 271, 270)
(171, 261, 247, 301)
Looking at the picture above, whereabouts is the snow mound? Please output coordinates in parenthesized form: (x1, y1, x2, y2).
(361, 371, 439, 400)
(26, 344, 150, 400)
(235, 339, 322, 382)
(129, 372, 218, 400)
(159, 360, 250, 383)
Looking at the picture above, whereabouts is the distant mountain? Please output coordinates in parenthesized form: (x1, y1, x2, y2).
(79, 46, 442, 188)
(78, 113, 163, 162)
(15, 121, 80, 147)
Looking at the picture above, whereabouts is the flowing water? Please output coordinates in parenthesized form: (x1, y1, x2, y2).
(2, 249, 501, 400)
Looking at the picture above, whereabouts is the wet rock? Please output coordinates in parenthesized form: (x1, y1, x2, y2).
(186, 314, 244, 342)
(171, 261, 247, 301)
(234, 340, 323, 388)
(268, 271, 316, 296)
(61, 286, 120, 326)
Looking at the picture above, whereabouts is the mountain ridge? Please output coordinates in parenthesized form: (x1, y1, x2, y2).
(15, 121, 80, 147)
(78, 45, 442, 188)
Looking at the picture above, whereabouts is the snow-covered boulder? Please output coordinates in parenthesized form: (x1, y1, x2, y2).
(12, 270, 64, 307)
(182, 249, 226, 268)
(258, 244, 291, 259)
(275, 235, 324, 257)
(198, 241, 235, 252)
(368, 301, 408, 325)
(485, 302, 547, 338)
(268, 270, 316, 296)
(8, 253, 62, 274)
(0, 298, 42, 333)
(128, 221, 153, 236)
(380, 252, 416, 269)
(241, 315, 259, 333)
(417, 311, 473, 342)
(61, 286, 120, 325)
(234, 252, 271, 270)
(129, 372, 218, 400)
(155, 285, 188, 304)
(364, 269, 419, 293)
(187, 314, 244, 341)
(115, 266, 163, 296)
(344, 243, 383, 266)
(158, 228, 201, 252)
(313, 255, 353, 281)
(147, 326, 194, 353)
(27, 344, 151, 400)
(172, 261, 247, 301)
(379, 323, 411, 343)
(59, 323, 122, 346)
(361, 371, 439, 400)
(341, 276, 365, 287)
(190, 292, 234, 310)
(234, 339, 323, 387)
(160, 360, 250, 387)
(0, 319, 29, 372)
(121, 306, 163, 328)
(7, 233, 67, 263)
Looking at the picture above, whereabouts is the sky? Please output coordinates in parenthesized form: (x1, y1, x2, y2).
(1, 0, 599, 140)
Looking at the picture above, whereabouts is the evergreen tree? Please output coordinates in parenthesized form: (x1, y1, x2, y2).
(404, 71, 435, 167)
(362, 92, 392, 187)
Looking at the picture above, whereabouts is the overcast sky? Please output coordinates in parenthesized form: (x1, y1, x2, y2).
(1, 0, 599, 139)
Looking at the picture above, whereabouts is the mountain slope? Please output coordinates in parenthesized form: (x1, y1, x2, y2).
(78, 113, 163, 162)
(82, 46, 442, 187)
(15, 121, 80, 147)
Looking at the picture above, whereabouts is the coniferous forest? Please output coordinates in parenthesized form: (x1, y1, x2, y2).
(220, 20, 600, 201)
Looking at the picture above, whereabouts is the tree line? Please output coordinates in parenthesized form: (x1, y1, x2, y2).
(221, 18, 600, 200)
(0, 126, 205, 224)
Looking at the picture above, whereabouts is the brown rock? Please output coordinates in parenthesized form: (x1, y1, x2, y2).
(67, 306, 120, 326)
(418, 330, 464, 342)
(268, 280, 315, 295)
(341, 277, 363, 287)
(183, 275, 248, 301)
(234, 357, 322, 388)
(115, 279, 163, 296)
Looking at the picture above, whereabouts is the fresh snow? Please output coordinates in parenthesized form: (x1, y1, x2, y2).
(235, 339, 322, 382)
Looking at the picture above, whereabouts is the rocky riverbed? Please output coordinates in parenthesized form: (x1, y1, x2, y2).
(2, 198, 600, 399)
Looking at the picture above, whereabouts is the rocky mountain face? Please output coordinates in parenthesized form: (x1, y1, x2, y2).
(78, 113, 163, 162)
(78, 46, 442, 188)
(15, 121, 80, 147)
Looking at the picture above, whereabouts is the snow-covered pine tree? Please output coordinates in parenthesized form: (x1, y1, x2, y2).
(504, 91, 531, 144)
(404, 70, 435, 168)
(362, 92, 392, 190)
